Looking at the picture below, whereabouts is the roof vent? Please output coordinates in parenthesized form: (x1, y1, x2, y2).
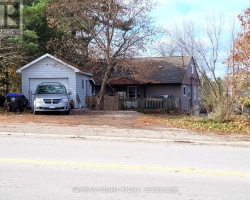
(159, 66, 163, 68)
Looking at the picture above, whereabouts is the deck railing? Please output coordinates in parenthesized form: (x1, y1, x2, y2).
(86, 96, 179, 111)
(119, 98, 179, 111)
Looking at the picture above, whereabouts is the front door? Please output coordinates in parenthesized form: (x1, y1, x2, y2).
(127, 86, 137, 99)
(126, 86, 137, 109)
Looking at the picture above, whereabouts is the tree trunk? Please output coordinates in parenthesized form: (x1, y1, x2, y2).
(96, 65, 113, 110)
(96, 80, 107, 110)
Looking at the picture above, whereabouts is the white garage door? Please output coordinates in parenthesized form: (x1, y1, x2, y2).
(29, 78, 69, 108)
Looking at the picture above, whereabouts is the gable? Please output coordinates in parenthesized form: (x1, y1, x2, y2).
(182, 58, 200, 85)
(17, 53, 92, 76)
(18, 57, 76, 75)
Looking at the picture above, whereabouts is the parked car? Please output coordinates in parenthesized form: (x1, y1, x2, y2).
(33, 82, 71, 115)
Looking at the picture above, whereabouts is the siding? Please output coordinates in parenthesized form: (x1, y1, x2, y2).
(182, 59, 199, 85)
(146, 84, 181, 98)
(76, 73, 91, 108)
(181, 57, 200, 112)
(181, 84, 190, 111)
(181, 84, 199, 112)
(21, 57, 77, 107)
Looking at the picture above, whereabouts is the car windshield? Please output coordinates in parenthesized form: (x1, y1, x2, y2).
(36, 85, 67, 94)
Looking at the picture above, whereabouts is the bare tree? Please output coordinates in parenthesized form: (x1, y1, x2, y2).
(47, 0, 158, 109)
(154, 40, 178, 56)
(155, 13, 238, 120)
(169, 15, 224, 96)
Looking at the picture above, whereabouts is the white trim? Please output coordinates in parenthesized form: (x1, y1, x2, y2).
(16, 53, 92, 76)
(77, 71, 93, 76)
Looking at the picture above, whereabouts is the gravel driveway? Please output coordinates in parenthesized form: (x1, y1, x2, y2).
(0, 109, 250, 146)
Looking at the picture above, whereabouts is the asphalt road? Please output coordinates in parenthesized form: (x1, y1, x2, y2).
(1, 136, 250, 200)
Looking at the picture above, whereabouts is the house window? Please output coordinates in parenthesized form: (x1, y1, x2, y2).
(183, 85, 186, 96)
(128, 86, 137, 98)
(91, 85, 95, 95)
(86, 80, 88, 96)
(191, 64, 194, 75)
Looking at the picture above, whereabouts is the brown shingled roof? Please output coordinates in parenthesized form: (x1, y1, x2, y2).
(92, 56, 192, 85)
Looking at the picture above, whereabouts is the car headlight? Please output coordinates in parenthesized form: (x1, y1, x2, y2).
(61, 98, 69, 103)
(35, 98, 43, 103)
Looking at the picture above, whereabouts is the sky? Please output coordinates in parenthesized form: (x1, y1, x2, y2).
(153, 0, 249, 28)
(150, 0, 250, 77)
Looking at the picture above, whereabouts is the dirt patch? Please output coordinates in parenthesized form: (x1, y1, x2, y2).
(0, 109, 165, 129)
(1, 108, 250, 145)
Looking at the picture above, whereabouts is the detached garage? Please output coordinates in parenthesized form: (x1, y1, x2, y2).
(16, 53, 93, 109)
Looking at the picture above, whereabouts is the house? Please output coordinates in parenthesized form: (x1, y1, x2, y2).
(92, 56, 200, 112)
(16, 53, 93, 109)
